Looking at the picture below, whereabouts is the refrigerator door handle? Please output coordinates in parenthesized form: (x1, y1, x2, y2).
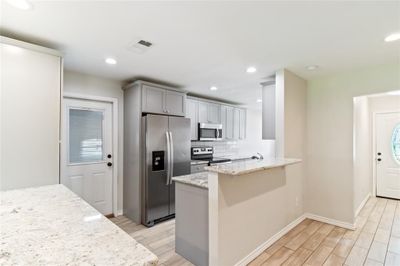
(165, 131, 171, 185)
(169, 131, 174, 184)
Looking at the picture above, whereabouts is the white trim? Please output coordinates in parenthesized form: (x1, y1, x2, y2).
(235, 214, 307, 266)
(62, 92, 119, 216)
(305, 213, 355, 230)
(116, 210, 124, 217)
(354, 193, 371, 218)
(0, 36, 62, 57)
(372, 110, 400, 197)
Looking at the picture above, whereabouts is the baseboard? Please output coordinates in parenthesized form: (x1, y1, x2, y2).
(115, 209, 123, 217)
(234, 214, 307, 266)
(235, 212, 355, 265)
(354, 193, 371, 218)
(305, 213, 355, 230)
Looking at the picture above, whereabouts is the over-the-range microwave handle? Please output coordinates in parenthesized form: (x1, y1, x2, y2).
(169, 131, 174, 184)
(165, 131, 171, 185)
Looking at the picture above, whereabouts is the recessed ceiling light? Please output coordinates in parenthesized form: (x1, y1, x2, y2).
(210, 86, 218, 91)
(306, 65, 319, 71)
(105, 58, 117, 65)
(6, 0, 32, 10)
(246, 67, 257, 73)
(256, 99, 262, 103)
(385, 33, 400, 42)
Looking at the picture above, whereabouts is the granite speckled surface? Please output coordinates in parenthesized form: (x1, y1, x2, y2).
(0, 184, 158, 266)
(205, 158, 302, 176)
(172, 172, 214, 189)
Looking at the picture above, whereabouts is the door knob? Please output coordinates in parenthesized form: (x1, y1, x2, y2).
(107, 162, 113, 167)
(377, 152, 382, 156)
(377, 158, 382, 162)
(107, 154, 112, 159)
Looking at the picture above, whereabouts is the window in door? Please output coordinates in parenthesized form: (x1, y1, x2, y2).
(69, 108, 104, 164)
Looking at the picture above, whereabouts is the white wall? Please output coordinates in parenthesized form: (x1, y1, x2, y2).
(353, 96, 371, 216)
(306, 63, 400, 225)
(63, 70, 124, 213)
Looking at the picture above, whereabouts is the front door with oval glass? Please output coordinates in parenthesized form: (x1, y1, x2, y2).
(376, 112, 400, 200)
(61, 98, 113, 215)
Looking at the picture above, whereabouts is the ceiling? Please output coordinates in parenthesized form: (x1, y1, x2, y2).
(1, 1, 399, 106)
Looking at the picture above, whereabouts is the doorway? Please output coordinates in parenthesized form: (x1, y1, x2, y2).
(375, 111, 400, 200)
(61, 96, 115, 215)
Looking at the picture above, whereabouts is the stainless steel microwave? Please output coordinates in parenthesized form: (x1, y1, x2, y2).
(198, 123, 223, 141)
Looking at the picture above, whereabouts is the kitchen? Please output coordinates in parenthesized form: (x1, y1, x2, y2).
(1, 1, 400, 266)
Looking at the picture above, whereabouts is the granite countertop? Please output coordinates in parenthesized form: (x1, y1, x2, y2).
(0, 184, 158, 266)
(205, 158, 302, 176)
(172, 172, 213, 189)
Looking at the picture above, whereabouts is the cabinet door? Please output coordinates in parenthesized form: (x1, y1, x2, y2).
(239, 108, 246, 140)
(220, 106, 227, 139)
(207, 103, 221, 123)
(233, 108, 240, 139)
(198, 102, 208, 123)
(226, 106, 234, 139)
(141, 85, 165, 114)
(186, 99, 198, 140)
(165, 90, 186, 116)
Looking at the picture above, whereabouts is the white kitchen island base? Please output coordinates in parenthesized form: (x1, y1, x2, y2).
(173, 158, 302, 266)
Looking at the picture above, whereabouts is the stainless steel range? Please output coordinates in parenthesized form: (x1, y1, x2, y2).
(191, 146, 231, 165)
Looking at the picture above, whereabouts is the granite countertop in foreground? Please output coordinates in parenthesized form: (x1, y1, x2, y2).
(172, 172, 214, 189)
(0, 184, 158, 266)
(205, 157, 302, 176)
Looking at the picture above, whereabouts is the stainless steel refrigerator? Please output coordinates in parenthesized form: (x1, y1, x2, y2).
(141, 114, 191, 226)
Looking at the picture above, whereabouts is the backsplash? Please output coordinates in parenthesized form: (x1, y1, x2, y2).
(191, 139, 275, 159)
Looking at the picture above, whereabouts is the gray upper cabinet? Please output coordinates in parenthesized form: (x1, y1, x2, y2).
(165, 90, 186, 116)
(141, 84, 186, 116)
(185, 97, 246, 141)
(225, 106, 234, 140)
(142, 85, 165, 114)
(186, 99, 198, 141)
(207, 103, 221, 123)
(220, 106, 227, 139)
(239, 108, 246, 140)
(233, 108, 240, 139)
(198, 102, 208, 123)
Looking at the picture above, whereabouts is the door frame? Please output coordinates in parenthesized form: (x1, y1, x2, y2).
(61, 92, 119, 216)
(372, 110, 400, 197)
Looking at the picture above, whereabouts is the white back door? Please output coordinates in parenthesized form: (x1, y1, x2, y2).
(61, 98, 113, 215)
(376, 112, 400, 199)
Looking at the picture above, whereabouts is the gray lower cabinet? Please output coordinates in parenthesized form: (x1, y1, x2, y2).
(141, 84, 186, 116)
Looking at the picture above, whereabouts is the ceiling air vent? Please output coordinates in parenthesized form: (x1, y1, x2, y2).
(128, 39, 154, 54)
(138, 40, 153, 47)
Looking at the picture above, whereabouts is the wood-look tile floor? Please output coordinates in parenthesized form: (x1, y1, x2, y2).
(110, 197, 400, 266)
(110, 217, 193, 266)
(249, 197, 400, 266)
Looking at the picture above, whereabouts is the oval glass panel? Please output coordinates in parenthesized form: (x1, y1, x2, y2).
(392, 123, 400, 164)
